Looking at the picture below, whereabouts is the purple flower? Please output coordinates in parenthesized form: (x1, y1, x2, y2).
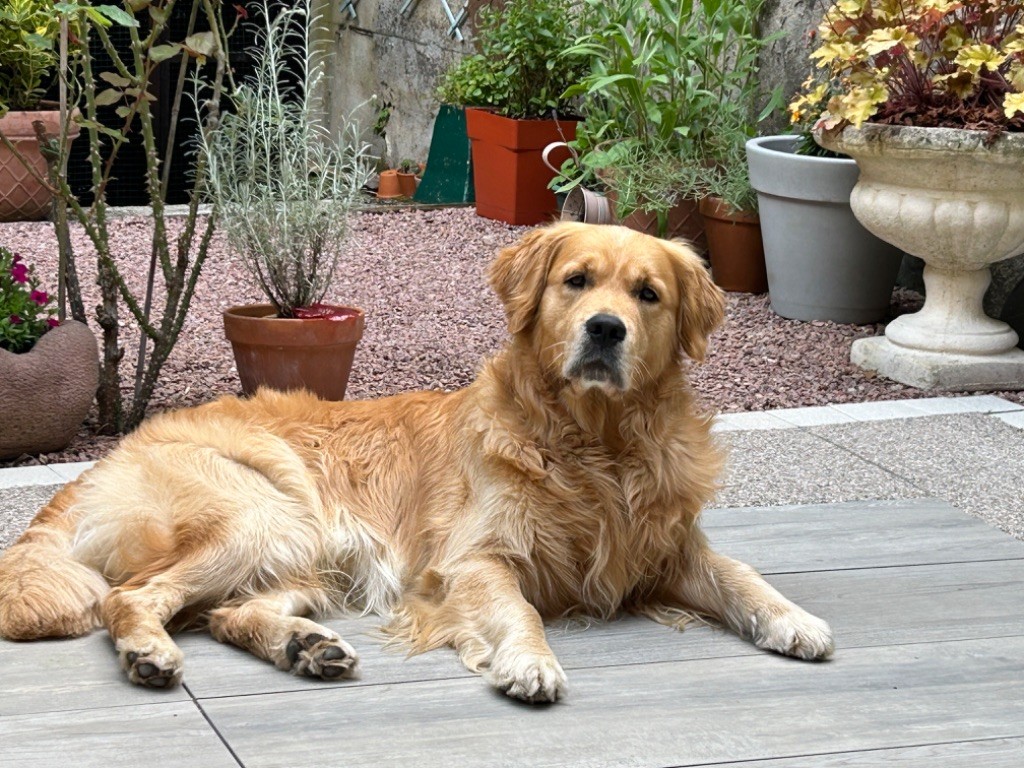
(11, 252, 21, 264)
(47, 318, 60, 328)
(30, 289, 49, 305)
(10, 263, 28, 284)
(9, 314, 22, 325)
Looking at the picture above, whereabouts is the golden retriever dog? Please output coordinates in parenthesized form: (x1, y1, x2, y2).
(0, 223, 833, 701)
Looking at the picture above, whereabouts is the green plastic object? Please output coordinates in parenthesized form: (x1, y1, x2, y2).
(414, 105, 475, 205)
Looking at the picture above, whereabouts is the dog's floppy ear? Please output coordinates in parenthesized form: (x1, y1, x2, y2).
(489, 225, 567, 335)
(662, 239, 725, 362)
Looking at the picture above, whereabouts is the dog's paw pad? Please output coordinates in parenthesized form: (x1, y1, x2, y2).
(120, 647, 182, 688)
(286, 631, 359, 680)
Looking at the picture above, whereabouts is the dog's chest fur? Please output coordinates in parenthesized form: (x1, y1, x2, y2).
(478, 413, 713, 618)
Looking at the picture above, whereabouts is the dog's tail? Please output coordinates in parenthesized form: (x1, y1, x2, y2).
(0, 483, 109, 640)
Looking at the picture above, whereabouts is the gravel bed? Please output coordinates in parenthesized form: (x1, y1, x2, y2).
(1, 207, 1021, 466)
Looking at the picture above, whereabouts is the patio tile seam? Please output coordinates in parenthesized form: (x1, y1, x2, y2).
(190, 697, 247, 768)
(661, 733, 1024, 768)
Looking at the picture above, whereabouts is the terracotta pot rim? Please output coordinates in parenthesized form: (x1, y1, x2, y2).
(699, 195, 759, 224)
(224, 303, 364, 320)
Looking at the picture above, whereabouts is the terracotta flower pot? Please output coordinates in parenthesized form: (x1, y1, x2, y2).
(0, 320, 99, 460)
(464, 108, 577, 225)
(397, 172, 417, 198)
(376, 170, 403, 199)
(699, 196, 768, 294)
(223, 304, 364, 401)
(0, 109, 79, 222)
(601, 184, 708, 255)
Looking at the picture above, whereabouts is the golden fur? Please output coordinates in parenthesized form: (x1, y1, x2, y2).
(0, 223, 833, 700)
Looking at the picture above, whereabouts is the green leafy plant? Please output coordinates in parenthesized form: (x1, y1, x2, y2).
(436, 0, 589, 119)
(798, 0, 1024, 133)
(398, 158, 417, 174)
(559, 0, 777, 222)
(1, 246, 58, 353)
(199, 0, 373, 318)
(0, 0, 63, 114)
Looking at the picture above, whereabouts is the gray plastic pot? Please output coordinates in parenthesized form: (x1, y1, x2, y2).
(746, 135, 903, 324)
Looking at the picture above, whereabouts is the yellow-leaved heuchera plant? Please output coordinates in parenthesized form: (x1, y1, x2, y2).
(791, 0, 1024, 133)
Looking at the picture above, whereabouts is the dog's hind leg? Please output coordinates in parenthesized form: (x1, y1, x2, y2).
(208, 589, 358, 680)
(0, 484, 109, 641)
(103, 554, 233, 688)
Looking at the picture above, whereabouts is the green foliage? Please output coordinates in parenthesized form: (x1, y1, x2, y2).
(0, 246, 57, 353)
(0, 0, 63, 113)
(200, 0, 373, 318)
(437, 0, 589, 119)
(557, 0, 777, 220)
(398, 158, 417, 174)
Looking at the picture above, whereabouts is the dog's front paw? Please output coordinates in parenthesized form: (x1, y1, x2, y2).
(485, 650, 568, 703)
(754, 607, 834, 661)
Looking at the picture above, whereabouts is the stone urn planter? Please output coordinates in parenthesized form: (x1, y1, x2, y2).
(223, 304, 364, 401)
(746, 135, 903, 323)
(0, 321, 99, 460)
(817, 124, 1024, 390)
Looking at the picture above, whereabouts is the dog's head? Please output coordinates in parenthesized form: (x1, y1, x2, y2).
(490, 222, 724, 395)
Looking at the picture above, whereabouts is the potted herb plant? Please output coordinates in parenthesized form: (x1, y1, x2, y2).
(693, 0, 776, 293)
(397, 158, 418, 198)
(807, 0, 1024, 390)
(0, 0, 80, 222)
(0, 246, 97, 459)
(201, 0, 373, 401)
(745, 77, 904, 322)
(437, 0, 588, 225)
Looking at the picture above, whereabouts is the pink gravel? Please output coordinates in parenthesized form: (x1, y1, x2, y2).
(1, 206, 1020, 466)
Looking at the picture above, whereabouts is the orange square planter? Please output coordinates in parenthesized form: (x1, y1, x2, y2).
(464, 108, 577, 226)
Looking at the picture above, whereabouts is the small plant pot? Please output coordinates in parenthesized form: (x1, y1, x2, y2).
(376, 170, 403, 200)
(397, 172, 418, 198)
(0, 321, 98, 459)
(223, 304, 365, 401)
(699, 196, 768, 293)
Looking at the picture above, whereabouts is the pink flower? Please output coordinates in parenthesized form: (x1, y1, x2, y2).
(9, 314, 22, 325)
(47, 318, 60, 328)
(10, 263, 28, 284)
(30, 289, 49, 305)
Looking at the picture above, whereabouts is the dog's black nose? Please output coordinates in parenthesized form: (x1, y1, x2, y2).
(585, 314, 627, 348)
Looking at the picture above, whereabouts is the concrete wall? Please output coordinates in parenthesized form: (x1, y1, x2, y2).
(322, 0, 469, 166)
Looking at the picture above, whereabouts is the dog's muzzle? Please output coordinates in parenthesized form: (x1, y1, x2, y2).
(565, 313, 628, 389)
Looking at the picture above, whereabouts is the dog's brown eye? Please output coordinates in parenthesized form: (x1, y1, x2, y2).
(638, 286, 659, 303)
(565, 274, 586, 289)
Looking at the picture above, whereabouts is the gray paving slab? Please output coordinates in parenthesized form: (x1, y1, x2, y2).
(724, 737, 1024, 768)
(770, 405, 858, 427)
(811, 413, 1024, 540)
(0, 701, 236, 768)
(0, 465, 61, 489)
(0, 630, 191, 716)
(716, 429, 918, 509)
(198, 636, 1024, 768)
(704, 499, 1024, 572)
(0, 483, 58, 551)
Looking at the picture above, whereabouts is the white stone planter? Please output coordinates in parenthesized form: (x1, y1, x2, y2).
(817, 124, 1024, 390)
